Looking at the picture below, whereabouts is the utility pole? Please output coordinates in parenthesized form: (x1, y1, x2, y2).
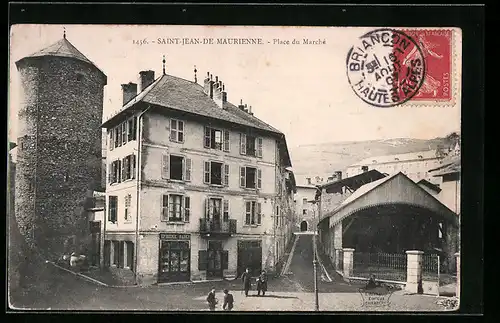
(309, 199, 319, 311)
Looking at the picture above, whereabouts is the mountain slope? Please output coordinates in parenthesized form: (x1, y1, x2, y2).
(290, 135, 458, 184)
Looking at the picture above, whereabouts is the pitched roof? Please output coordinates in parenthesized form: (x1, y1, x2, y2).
(417, 179, 442, 193)
(102, 73, 282, 135)
(350, 149, 438, 167)
(338, 173, 395, 209)
(429, 156, 461, 176)
(16, 37, 106, 80)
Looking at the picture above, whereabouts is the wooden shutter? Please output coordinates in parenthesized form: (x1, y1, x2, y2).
(257, 168, 262, 189)
(205, 198, 210, 219)
(257, 138, 263, 158)
(223, 199, 229, 222)
(204, 127, 211, 148)
(108, 163, 113, 183)
(184, 196, 190, 222)
(223, 164, 229, 186)
(117, 160, 122, 183)
(223, 130, 230, 152)
(161, 154, 169, 179)
(204, 161, 210, 184)
(222, 250, 229, 270)
(131, 154, 136, 179)
(184, 158, 192, 182)
(257, 202, 262, 224)
(240, 133, 247, 155)
(109, 130, 114, 151)
(240, 167, 246, 188)
(245, 201, 251, 225)
(122, 122, 128, 145)
(198, 250, 208, 270)
(117, 126, 122, 147)
(122, 157, 127, 181)
(162, 195, 168, 221)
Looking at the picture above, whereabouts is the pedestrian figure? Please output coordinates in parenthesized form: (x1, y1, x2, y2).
(206, 286, 218, 311)
(222, 289, 234, 311)
(256, 270, 268, 296)
(365, 274, 379, 290)
(241, 268, 252, 297)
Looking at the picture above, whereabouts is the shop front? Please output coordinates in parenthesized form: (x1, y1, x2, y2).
(158, 233, 191, 283)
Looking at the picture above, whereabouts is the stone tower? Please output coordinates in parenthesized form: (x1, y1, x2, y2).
(14, 33, 107, 256)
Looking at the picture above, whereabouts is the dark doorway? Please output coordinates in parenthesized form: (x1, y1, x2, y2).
(89, 221, 101, 266)
(207, 240, 224, 279)
(300, 221, 308, 232)
(237, 240, 262, 277)
(158, 240, 191, 283)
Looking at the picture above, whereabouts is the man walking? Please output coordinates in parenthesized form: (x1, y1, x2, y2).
(241, 268, 252, 297)
(222, 289, 234, 311)
(206, 286, 218, 311)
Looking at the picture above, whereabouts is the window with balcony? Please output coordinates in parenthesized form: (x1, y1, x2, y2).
(162, 194, 190, 222)
(239, 133, 263, 157)
(170, 119, 184, 143)
(161, 154, 192, 182)
(245, 201, 262, 225)
(239, 166, 261, 189)
(204, 127, 230, 152)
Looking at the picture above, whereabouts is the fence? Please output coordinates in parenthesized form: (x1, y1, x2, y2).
(353, 252, 407, 282)
(422, 253, 457, 286)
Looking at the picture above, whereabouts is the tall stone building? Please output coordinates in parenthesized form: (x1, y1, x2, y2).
(14, 33, 107, 256)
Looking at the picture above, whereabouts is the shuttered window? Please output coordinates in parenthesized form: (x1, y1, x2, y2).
(223, 199, 229, 222)
(223, 130, 230, 152)
(161, 154, 169, 179)
(224, 164, 230, 186)
(240, 133, 247, 155)
(256, 137, 263, 158)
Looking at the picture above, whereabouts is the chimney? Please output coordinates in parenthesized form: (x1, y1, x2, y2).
(306, 177, 311, 185)
(238, 99, 245, 110)
(139, 70, 155, 92)
(212, 76, 227, 109)
(249, 106, 253, 115)
(121, 82, 137, 106)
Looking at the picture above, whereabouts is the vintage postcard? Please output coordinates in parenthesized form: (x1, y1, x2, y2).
(8, 24, 462, 312)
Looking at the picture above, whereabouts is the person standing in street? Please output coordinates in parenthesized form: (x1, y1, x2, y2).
(222, 289, 234, 311)
(241, 268, 252, 297)
(206, 286, 218, 311)
(256, 270, 268, 296)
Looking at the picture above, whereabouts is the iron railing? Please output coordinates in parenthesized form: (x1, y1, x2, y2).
(422, 253, 457, 286)
(353, 252, 407, 282)
(199, 218, 237, 235)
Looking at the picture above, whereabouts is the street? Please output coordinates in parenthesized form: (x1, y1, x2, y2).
(9, 234, 451, 311)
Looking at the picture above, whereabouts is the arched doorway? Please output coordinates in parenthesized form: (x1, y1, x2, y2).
(300, 221, 308, 232)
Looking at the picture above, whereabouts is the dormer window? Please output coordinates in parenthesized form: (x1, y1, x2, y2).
(418, 155, 423, 159)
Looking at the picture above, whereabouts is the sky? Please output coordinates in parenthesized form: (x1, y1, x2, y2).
(9, 25, 461, 149)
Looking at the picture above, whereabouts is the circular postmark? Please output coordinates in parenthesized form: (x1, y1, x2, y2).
(346, 28, 426, 107)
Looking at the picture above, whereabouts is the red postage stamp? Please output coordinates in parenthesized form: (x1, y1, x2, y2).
(402, 29, 453, 102)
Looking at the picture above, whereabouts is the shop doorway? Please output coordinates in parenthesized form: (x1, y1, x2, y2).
(237, 240, 262, 277)
(158, 238, 191, 283)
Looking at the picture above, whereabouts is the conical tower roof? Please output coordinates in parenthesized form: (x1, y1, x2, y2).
(16, 35, 106, 81)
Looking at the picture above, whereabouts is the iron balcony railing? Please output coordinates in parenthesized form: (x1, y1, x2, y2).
(199, 218, 237, 235)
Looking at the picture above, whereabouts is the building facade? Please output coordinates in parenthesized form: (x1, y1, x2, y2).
(345, 150, 444, 186)
(294, 185, 318, 232)
(14, 34, 107, 256)
(101, 68, 294, 284)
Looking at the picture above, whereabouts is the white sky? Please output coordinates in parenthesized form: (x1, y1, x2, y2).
(9, 25, 461, 148)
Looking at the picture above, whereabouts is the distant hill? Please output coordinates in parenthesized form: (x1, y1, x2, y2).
(290, 134, 459, 185)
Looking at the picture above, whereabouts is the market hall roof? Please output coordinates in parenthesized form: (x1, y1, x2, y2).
(318, 169, 386, 194)
(429, 156, 461, 177)
(321, 172, 458, 228)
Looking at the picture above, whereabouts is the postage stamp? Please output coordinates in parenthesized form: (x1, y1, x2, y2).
(346, 28, 459, 107)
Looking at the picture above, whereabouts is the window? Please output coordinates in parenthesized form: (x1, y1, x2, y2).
(63, 172, 69, 182)
(205, 198, 222, 220)
(109, 160, 122, 184)
(170, 119, 184, 143)
(76, 74, 84, 82)
(239, 133, 263, 157)
(245, 201, 262, 225)
(303, 209, 307, 215)
(239, 166, 261, 189)
(108, 196, 118, 223)
(204, 161, 227, 186)
(275, 205, 280, 227)
(161, 154, 192, 182)
(113, 241, 120, 266)
(124, 194, 131, 221)
(302, 198, 308, 205)
(361, 166, 369, 172)
(204, 127, 230, 152)
(162, 194, 190, 222)
(127, 117, 137, 141)
(121, 122, 128, 145)
(109, 130, 114, 151)
(121, 154, 136, 181)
